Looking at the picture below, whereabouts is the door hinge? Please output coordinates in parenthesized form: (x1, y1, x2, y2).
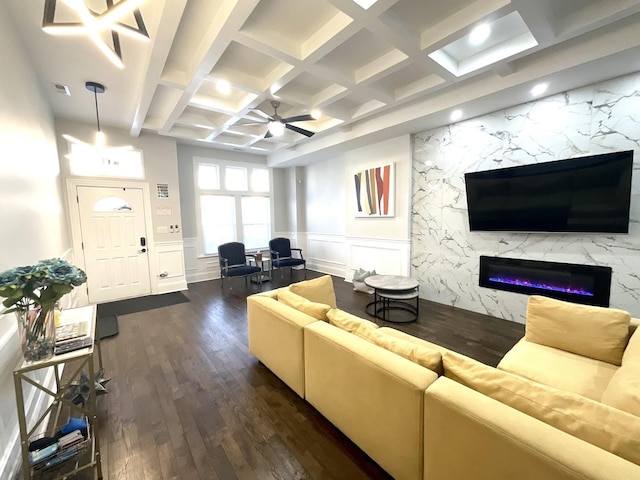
(76, 195, 79, 203)
(81, 242, 84, 250)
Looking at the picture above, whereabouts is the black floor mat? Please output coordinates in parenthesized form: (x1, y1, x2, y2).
(96, 314, 119, 339)
(96, 291, 190, 317)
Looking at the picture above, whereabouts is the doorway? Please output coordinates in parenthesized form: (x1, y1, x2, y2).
(75, 185, 152, 304)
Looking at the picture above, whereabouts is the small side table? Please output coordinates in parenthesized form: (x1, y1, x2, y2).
(249, 255, 271, 283)
(364, 275, 419, 323)
(13, 305, 103, 480)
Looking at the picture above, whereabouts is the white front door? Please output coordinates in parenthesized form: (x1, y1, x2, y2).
(76, 186, 151, 303)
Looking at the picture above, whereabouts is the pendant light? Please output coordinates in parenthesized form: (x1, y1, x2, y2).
(64, 81, 132, 163)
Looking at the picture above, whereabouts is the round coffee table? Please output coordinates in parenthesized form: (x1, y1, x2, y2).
(364, 275, 419, 323)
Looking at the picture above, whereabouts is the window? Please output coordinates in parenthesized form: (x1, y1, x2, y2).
(251, 168, 269, 192)
(225, 166, 247, 190)
(241, 196, 270, 250)
(68, 143, 144, 179)
(201, 195, 236, 254)
(195, 158, 272, 255)
(198, 164, 220, 189)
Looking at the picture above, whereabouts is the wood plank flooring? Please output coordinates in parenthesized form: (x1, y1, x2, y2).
(86, 271, 524, 479)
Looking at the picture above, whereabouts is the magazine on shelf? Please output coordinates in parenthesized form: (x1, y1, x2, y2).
(54, 309, 94, 355)
(55, 320, 89, 343)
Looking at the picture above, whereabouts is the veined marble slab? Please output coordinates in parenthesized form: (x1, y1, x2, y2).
(412, 71, 640, 323)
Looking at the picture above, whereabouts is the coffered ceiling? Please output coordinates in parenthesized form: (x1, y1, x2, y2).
(5, 0, 640, 166)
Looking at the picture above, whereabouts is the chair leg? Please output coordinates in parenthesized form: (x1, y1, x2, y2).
(303, 264, 307, 279)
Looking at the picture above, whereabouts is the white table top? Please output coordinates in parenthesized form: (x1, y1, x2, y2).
(364, 275, 419, 291)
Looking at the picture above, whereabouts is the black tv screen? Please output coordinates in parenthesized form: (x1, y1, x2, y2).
(464, 151, 633, 233)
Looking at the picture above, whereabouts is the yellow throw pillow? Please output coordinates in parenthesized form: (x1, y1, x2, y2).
(277, 288, 331, 321)
(622, 328, 640, 365)
(601, 365, 640, 417)
(326, 308, 378, 336)
(525, 295, 630, 365)
(601, 330, 640, 416)
(358, 328, 442, 372)
(289, 275, 337, 308)
(443, 352, 640, 466)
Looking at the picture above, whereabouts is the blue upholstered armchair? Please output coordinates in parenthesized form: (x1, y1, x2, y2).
(217, 242, 262, 289)
(269, 237, 306, 282)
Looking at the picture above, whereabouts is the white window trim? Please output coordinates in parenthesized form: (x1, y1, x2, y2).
(193, 156, 274, 257)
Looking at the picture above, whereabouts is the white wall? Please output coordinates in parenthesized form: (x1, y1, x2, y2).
(412, 71, 640, 323)
(0, 3, 69, 477)
(304, 135, 412, 278)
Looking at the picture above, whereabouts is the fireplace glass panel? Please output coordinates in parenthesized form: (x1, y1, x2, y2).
(479, 256, 611, 307)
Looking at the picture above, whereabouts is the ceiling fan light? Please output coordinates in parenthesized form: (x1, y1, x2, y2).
(268, 121, 285, 137)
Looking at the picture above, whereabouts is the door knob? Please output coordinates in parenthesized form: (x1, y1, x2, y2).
(140, 248, 147, 253)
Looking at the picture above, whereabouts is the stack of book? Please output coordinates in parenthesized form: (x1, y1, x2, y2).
(55, 318, 93, 355)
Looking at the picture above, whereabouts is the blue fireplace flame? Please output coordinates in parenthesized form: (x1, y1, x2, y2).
(488, 276, 594, 296)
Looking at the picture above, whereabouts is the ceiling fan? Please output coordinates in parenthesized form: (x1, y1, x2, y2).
(247, 100, 316, 138)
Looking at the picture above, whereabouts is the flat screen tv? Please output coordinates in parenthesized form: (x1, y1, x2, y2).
(464, 150, 633, 233)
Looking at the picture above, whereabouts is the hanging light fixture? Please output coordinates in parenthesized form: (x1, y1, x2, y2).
(64, 81, 133, 164)
(42, 0, 150, 69)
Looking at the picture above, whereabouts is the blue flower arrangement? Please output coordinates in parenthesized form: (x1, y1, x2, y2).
(0, 258, 87, 360)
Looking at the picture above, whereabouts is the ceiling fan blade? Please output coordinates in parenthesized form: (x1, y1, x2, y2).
(251, 109, 273, 120)
(281, 114, 314, 123)
(286, 123, 315, 137)
(264, 129, 273, 139)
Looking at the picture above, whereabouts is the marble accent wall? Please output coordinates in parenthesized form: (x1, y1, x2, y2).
(412, 72, 640, 323)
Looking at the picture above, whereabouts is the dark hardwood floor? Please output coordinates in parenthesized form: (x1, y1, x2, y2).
(87, 270, 523, 479)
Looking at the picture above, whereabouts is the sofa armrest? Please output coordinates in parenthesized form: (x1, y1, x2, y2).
(424, 377, 640, 480)
(304, 321, 437, 480)
(247, 294, 317, 397)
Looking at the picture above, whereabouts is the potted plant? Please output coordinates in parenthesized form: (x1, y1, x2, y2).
(0, 258, 87, 363)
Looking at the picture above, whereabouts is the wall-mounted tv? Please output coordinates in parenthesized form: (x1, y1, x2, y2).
(464, 150, 634, 233)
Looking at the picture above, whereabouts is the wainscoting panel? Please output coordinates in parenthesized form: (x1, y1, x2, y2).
(183, 237, 220, 284)
(305, 233, 347, 278)
(155, 241, 188, 294)
(346, 236, 410, 280)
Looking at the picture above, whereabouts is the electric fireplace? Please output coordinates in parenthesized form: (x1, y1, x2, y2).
(479, 256, 612, 307)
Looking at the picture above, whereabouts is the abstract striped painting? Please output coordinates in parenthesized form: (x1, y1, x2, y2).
(353, 163, 395, 217)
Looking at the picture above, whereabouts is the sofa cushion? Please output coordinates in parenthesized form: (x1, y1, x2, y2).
(622, 327, 640, 364)
(525, 295, 630, 365)
(497, 338, 618, 401)
(357, 328, 442, 371)
(601, 366, 640, 417)
(277, 288, 331, 321)
(444, 352, 640, 466)
(601, 330, 640, 416)
(326, 308, 378, 335)
(289, 275, 337, 308)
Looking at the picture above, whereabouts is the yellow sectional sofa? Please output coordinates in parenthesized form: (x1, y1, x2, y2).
(246, 276, 640, 480)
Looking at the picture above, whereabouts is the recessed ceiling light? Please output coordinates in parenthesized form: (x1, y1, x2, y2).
(469, 24, 491, 45)
(216, 80, 231, 95)
(311, 109, 321, 120)
(531, 83, 548, 96)
(451, 110, 463, 121)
